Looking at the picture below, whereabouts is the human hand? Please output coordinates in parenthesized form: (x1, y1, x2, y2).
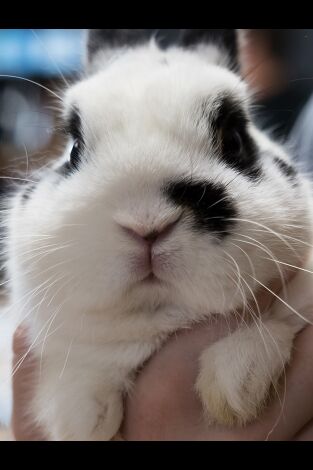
(11, 276, 313, 441)
(122, 319, 313, 440)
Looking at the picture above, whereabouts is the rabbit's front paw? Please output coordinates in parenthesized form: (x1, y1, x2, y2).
(49, 392, 123, 441)
(195, 321, 294, 427)
(90, 393, 124, 441)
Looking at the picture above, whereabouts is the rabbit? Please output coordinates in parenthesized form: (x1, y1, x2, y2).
(2, 29, 313, 440)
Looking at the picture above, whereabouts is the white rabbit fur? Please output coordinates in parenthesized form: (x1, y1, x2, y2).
(3, 32, 313, 440)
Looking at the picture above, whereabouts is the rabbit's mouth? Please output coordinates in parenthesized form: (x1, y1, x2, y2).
(141, 272, 161, 285)
(129, 244, 180, 284)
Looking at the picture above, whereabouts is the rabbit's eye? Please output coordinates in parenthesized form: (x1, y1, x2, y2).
(64, 107, 83, 171)
(220, 123, 260, 179)
(210, 96, 260, 180)
(70, 138, 81, 169)
(223, 129, 243, 159)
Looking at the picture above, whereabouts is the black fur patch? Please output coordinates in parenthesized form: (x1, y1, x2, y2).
(164, 179, 237, 238)
(87, 29, 155, 59)
(274, 157, 297, 182)
(67, 108, 82, 142)
(87, 29, 239, 65)
(179, 29, 238, 71)
(210, 96, 262, 181)
(87, 29, 183, 59)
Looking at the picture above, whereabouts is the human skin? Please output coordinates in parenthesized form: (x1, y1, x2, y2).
(122, 321, 313, 441)
(11, 273, 313, 441)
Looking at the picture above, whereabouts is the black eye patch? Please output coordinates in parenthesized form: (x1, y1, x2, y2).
(210, 96, 262, 181)
(66, 107, 82, 141)
(164, 179, 237, 238)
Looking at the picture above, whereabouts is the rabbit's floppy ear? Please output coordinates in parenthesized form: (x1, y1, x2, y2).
(85, 29, 154, 71)
(179, 29, 241, 72)
(84, 29, 244, 73)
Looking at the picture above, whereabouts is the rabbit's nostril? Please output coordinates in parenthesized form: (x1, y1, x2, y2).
(119, 215, 181, 246)
(143, 231, 159, 244)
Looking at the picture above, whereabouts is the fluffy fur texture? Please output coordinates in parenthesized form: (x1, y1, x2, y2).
(2, 30, 313, 439)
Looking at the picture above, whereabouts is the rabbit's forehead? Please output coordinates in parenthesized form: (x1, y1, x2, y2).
(63, 61, 248, 138)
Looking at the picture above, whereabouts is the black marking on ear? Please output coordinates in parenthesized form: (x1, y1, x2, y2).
(210, 96, 262, 181)
(274, 157, 297, 182)
(87, 30, 182, 61)
(164, 179, 237, 238)
(87, 29, 154, 60)
(179, 29, 239, 71)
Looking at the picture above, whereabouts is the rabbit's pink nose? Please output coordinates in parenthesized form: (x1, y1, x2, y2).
(120, 218, 180, 246)
(142, 230, 160, 245)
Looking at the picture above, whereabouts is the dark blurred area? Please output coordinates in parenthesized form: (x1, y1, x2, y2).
(240, 29, 313, 140)
(1, 29, 313, 181)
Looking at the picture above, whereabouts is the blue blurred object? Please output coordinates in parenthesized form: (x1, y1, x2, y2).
(0, 29, 84, 77)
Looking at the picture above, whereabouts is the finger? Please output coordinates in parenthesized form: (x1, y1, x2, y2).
(11, 326, 46, 441)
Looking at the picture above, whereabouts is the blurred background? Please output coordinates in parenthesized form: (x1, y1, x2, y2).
(1, 29, 313, 180)
(0, 29, 84, 180)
